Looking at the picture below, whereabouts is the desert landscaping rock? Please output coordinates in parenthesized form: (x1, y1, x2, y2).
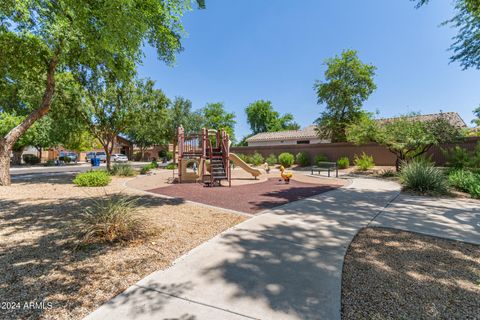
(342, 227, 480, 320)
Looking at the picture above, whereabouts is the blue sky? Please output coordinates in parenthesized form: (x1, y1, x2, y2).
(137, 0, 479, 139)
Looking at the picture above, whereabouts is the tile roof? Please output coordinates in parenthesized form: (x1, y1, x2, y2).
(376, 112, 467, 128)
(246, 112, 467, 143)
(246, 125, 318, 142)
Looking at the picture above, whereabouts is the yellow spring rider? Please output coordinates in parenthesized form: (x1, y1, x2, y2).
(279, 165, 293, 184)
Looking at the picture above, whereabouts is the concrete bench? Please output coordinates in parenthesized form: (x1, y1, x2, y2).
(311, 162, 338, 178)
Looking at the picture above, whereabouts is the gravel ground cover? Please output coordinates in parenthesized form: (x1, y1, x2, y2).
(0, 175, 245, 320)
(148, 177, 344, 214)
(342, 227, 480, 319)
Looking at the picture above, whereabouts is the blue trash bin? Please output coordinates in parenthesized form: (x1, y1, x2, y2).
(91, 158, 100, 167)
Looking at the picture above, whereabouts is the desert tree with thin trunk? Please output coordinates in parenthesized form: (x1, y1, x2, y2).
(0, 0, 203, 185)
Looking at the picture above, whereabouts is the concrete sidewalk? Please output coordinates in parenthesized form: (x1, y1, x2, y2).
(85, 178, 400, 320)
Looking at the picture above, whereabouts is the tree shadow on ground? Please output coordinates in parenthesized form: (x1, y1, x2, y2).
(0, 193, 184, 320)
(341, 227, 480, 319)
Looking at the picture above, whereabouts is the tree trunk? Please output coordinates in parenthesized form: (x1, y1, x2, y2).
(140, 147, 145, 161)
(172, 141, 177, 164)
(37, 148, 43, 163)
(0, 143, 11, 186)
(0, 54, 59, 186)
(12, 150, 23, 165)
(106, 140, 114, 172)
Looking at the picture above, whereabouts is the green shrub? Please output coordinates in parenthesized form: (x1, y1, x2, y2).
(75, 196, 148, 244)
(448, 169, 480, 198)
(354, 152, 375, 171)
(22, 154, 40, 165)
(166, 151, 173, 161)
(337, 156, 350, 169)
(249, 152, 265, 166)
(400, 159, 448, 195)
(150, 160, 159, 168)
(111, 164, 136, 177)
(314, 154, 328, 165)
(444, 143, 480, 169)
(165, 163, 177, 170)
(236, 153, 249, 163)
(295, 152, 310, 167)
(265, 153, 277, 166)
(278, 152, 295, 167)
(158, 150, 167, 158)
(73, 170, 111, 187)
(44, 159, 56, 167)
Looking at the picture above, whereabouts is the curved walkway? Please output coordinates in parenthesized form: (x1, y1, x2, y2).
(85, 178, 479, 320)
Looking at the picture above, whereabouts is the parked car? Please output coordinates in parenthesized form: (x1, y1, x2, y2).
(85, 151, 107, 163)
(59, 152, 78, 163)
(112, 154, 128, 162)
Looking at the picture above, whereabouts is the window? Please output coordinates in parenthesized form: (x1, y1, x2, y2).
(297, 140, 310, 144)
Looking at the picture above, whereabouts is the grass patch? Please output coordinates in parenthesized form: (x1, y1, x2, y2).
(111, 163, 136, 177)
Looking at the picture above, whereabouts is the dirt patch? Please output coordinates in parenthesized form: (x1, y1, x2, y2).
(342, 227, 480, 319)
(0, 175, 245, 320)
(148, 177, 343, 214)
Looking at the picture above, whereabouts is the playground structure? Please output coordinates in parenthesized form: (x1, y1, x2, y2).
(177, 127, 261, 187)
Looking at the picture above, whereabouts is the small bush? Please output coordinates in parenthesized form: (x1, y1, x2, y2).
(400, 159, 448, 195)
(236, 153, 250, 163)
(354, 152, 375, 171)
(444, 146, 471, 169)
(337, 156, 350, 169)
(150, 160, 159, 168)
(249, 152, 265, 166)
(165, 163, 177, 170)
(295, 152, 310, 167)
(448, 169, 480, 198)
(22, 154, 40, 165)
(314, 154, 328, 165)
(73, 170, 111, 187)
(44, 159, 56, 166)
(265, 153, 277, 166)
(158, 150, 167, 158)
(166, 151, 173, 161)
(75, 196, 148, 244)
(379, 169, 396, 177)
(111, 164, 136, 177)
(278, 152, 295, 167)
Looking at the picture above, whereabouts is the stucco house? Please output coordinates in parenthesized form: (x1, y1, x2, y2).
(245, 112, 467, 147)
(246, 125, 327, 147)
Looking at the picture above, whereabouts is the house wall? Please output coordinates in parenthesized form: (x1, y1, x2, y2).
(247, 138, 327, 147)
(232, 137, 480, 166)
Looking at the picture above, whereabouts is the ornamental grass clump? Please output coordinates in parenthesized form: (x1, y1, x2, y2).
(75, 196, 148, 244)
(400, 159, 448, 195)
(73, 170, 111, 187)
(354, 152, 375, 171)
(337, 156, 350, 169)
(111, 163, 136, 177)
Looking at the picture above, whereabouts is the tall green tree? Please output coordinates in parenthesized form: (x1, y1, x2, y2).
(415, 0, 480, 69)
(201, 102, 236, 142)
(126, 80, 170, 160)
(314, 49, 376, 143)
(346, 113, 463, 171)
(245, 100, 300, 134)
(473, 106, 480, 127)
(78, 74, 142, 171)
(165, 97, 202, 163)
(0, 0, 201, 185)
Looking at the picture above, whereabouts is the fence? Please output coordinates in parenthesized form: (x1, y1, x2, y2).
(231, 137, 480, 166)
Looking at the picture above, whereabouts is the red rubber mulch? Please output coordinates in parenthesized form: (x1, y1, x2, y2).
(148, 178, 339, 214)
